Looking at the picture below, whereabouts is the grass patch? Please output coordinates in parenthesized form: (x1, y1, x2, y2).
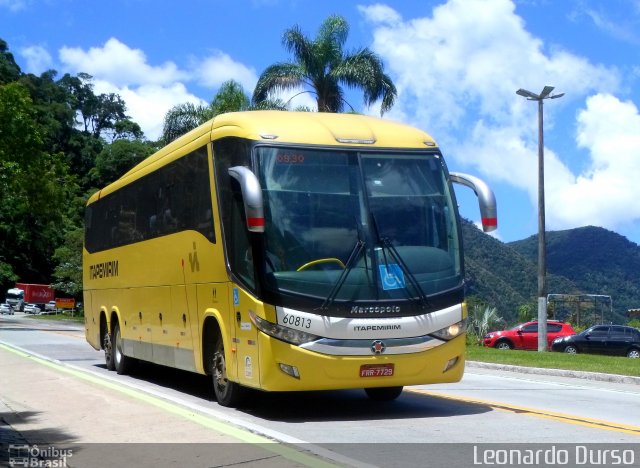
(25, 312, 84, 324)
(467, 345, 640, 378)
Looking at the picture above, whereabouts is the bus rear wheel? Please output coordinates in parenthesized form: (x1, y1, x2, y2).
(113, 322, 133, 375)
(211, 335, 243, 407)
(103, 328, 115, 371)
(364, 386, 403, 401)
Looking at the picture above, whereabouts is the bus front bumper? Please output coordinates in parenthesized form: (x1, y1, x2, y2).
(256, 333, 466, 392)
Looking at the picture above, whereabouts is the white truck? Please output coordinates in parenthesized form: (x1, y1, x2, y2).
(5, 287, 24, 311)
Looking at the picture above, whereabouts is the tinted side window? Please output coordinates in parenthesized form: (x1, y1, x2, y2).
(85, 147, 214, 253)
(521, 324, 537, 333)
(547, 324, 562, 333)
(609, 326, 627, 337)
(589, 326, 610, 337)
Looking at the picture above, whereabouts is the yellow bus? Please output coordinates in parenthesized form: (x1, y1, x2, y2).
(83, 111, 496, 406)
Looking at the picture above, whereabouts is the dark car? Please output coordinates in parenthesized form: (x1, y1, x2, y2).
(483, 320, 576, 350)
(551, 325, 640, 358)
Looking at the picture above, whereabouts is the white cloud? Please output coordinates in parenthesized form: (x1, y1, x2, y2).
(358, 3, 402, 25)
(570, 4, 640, 45)
(92, 79, 206, 142)
(192, 51, 319, 109)
(363, 0, 618, 132)
(360, 0, 628, 232)
(58, 38, 200, 140)
(57, 38, 257, 140)
(0, 0, 27, 12)
(195, 51, 258, 92)
(280, 87, 317, 110)
(19, 45, 52, 74)
(59, 38, 187, 87)
(549, 94, 640, 230)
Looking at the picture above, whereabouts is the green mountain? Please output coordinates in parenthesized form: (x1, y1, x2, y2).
(508, 225, 640, 324)
(461, 220, 580, 323)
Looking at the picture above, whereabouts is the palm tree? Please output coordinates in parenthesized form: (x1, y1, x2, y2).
(161, 102, 215, 144)
(161, 80, 287, 144)
(252, 15, 397, 115)
(162, 80, 250, 144)
(209, 80, 250, 115)
(469, 305, 504, 345)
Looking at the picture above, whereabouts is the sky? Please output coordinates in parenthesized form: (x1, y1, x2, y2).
(3, 0, 640, 245)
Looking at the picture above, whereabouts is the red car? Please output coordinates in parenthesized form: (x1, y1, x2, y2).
(483, 320, 576, 350)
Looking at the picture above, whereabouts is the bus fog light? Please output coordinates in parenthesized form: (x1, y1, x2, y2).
(279, 363, 300, 379)
(443, 356, 459, 373)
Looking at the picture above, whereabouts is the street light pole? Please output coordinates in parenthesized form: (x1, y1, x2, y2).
(516, 86, 564, 352)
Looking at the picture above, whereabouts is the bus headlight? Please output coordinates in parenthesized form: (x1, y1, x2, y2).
(430, 319, 467, 341)
(249, 311, 319, 345)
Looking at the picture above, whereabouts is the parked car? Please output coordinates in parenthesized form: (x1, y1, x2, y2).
(44, 300, 57, 313)
(483, 320, 576, 350)
(0, 303, 14, 315)
(551, 325, 640, 358)
(23, 303, 41, 314)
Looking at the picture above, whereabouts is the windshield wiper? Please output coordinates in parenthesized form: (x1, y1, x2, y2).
(318, 239, 365, 312)
(371, 214, 430, 309)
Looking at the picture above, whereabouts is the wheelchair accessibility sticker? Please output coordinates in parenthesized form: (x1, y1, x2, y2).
(379, 264, 406, 290)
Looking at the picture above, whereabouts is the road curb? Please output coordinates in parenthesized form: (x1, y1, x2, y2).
(466, 360, 640, 385)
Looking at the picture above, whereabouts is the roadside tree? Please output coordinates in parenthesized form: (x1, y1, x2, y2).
(253, 15, 397, 114)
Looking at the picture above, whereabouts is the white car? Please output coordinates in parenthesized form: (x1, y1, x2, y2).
(0, 303, 14, 315)
(24, 303, 41, 314)
(44, 300, 57, 313)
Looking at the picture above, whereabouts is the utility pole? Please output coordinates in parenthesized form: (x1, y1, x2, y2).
(516, 86, 564, 352)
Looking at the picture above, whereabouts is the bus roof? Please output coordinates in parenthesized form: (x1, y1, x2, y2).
(89, 111, 438, 203)
(208, 110, 436, 147)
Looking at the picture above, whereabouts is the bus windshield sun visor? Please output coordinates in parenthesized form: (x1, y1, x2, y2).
(229, 166, 265, 233)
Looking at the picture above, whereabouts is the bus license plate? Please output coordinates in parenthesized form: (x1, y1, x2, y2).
(360, 364, 394, 377)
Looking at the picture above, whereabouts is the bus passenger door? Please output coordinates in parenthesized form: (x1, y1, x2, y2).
(229, 286, 261, 389)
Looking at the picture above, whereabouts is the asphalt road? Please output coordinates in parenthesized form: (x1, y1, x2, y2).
(1, 313, 639, 467)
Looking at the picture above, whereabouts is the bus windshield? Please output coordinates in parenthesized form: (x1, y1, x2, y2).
(256, 146, 461, 307)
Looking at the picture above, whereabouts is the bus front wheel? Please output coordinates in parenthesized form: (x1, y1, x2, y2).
(211, 335, 243, 407)
(364, 386, 403, 401)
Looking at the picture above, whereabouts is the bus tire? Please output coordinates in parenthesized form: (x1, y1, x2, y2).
(211, 333, 243, 407)
(113, 322, 133, 375)
(103, 326, 115, 371)
(364, 386, 403, 401)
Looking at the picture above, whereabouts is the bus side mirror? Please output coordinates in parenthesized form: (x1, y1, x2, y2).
(228, 166, 265, 233)
(449, 172, 498, 233)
